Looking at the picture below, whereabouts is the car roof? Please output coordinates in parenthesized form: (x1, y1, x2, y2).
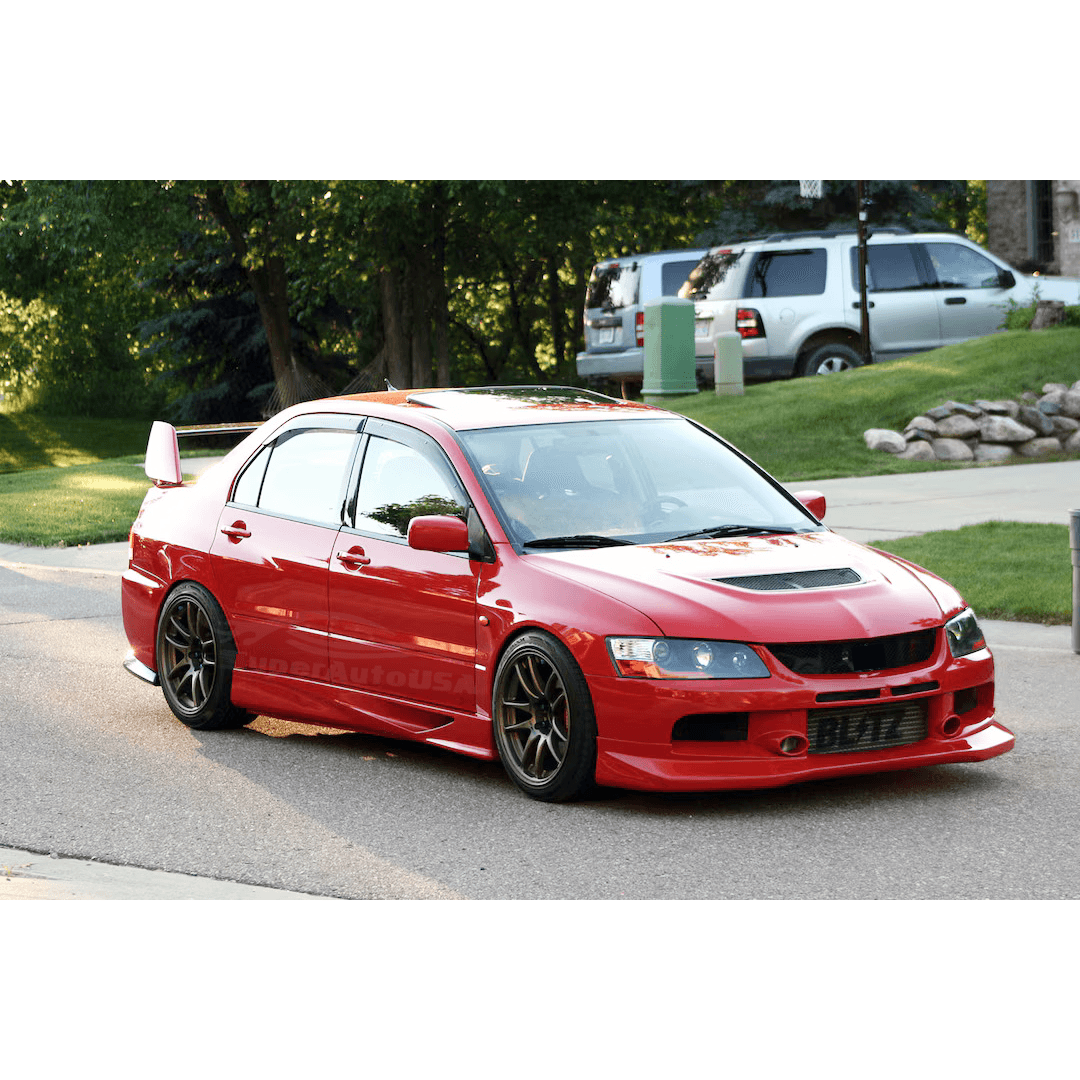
(326, 385, 666, 431)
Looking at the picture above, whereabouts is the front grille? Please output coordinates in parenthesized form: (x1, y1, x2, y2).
(767, 629, 937, 675)
(716, 568, 862, 591)
(807, 700, 928, 755)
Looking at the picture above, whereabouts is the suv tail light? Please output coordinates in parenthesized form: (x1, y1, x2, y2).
(635, 310, 645, 347)
(736, 308, 765, 339)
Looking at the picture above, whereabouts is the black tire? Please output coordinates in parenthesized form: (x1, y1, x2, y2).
(492, 631, 598, 802)
(155, 582, 252, 731)
(798, 342, 864, 376)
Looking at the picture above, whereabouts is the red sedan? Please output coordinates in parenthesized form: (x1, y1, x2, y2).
(122, 386, 1013, 801)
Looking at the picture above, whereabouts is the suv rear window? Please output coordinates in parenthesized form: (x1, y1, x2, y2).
(747, 249, 826, 297)
(682, 250, 743, 300)
(849, 244, 927, 291)
(585, 262, 640, 311)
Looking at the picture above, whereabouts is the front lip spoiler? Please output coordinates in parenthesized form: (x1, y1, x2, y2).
(123, 651, 159, 686)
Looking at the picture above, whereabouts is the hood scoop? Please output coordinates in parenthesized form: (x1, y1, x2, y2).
(715, 568, 863, 591)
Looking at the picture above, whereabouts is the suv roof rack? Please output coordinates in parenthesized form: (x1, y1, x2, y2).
(718, 227, 912, 245)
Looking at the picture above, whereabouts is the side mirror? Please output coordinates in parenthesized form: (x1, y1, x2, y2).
(407, 514, 470, 553)
(145, 420, 183, 487)
(998, 269, 1016, 289)
(794, 490, 826, 521)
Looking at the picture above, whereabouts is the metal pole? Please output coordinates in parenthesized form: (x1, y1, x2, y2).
(1071, 509, 1080, 654)
(856, 181, 871, 365)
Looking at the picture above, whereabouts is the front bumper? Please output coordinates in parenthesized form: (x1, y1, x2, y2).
(587, 648, 1012, 792)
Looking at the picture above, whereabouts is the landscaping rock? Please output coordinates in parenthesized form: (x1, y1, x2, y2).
(899, 440, 936, 461)
(1018, 404, 1058, 436)
(979, 415, 1036, 443)
(864, 385, 1080, 463)
(931, 438, 974, 461)
(864, 429, 907, 454)
(1030, 300, 1066, 329)
(1017, 437, 1063, 457)
(973, 443, 1016, 463)
(936, 414, 980, 438)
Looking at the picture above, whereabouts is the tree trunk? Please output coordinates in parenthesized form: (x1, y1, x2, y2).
(379, 265, 411, 389)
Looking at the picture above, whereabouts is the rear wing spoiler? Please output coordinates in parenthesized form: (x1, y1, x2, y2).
(145, 420, 261, 487)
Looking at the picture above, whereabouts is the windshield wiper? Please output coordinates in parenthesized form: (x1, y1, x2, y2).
(523, 534, 635, 549)
(666, 524, 802, 542)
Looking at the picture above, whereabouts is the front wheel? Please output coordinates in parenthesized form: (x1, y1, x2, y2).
(155, 582, 252, 731)
(492, 631, 597, 802)
(799, 342, 864, 376)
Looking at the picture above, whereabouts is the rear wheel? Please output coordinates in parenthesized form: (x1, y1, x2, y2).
(799, 342, 864, 376)
(492, 632, 597, 802)
(156, 583, 252, 731)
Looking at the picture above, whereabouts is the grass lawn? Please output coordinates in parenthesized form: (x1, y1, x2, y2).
(0, 457, 154, 546)
(874, 522, 1073, 625)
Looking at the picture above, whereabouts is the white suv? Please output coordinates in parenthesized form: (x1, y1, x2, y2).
(682, 230, 1080, 378)
(575, 249, 707, 384)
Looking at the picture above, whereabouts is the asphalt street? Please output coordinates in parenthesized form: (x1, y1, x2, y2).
(1, 457, 1078, 900)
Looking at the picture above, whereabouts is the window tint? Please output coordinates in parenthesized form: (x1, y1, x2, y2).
(660, 259, 700, 296)
(254, 428, 358, 526)
(924, 243, 1002, 289)
(353, 434, 468, 538)
(851, 245, 926, 291)
(747, 249, 826, 297)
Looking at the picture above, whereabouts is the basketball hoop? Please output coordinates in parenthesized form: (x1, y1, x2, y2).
(799, 180, 823, 199)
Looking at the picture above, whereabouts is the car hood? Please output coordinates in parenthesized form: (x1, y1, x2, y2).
(526, 531, 962, 643)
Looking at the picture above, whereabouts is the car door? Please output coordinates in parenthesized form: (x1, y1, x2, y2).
(846, 242, 942, 357)
(328, 419, 478, 715)
(209, 415, 363, 682)
(921, 241, 1011, 345)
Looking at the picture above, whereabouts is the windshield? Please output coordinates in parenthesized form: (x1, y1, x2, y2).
(585, 262, 640, 311)
(459, 417, 822, 548)
(680, 249, 743, 301)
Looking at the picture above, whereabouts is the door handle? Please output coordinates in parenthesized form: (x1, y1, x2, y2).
(220, 521, 251, 541)
(944, 297, 967, 305)
(336, 546, 371, 569)
(851, 301, 875, 308)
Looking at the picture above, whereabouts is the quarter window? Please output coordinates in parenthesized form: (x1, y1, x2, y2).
(924, 243, 1002, 289)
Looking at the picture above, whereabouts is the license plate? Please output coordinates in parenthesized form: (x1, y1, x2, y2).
(597, 326, 616, 345)
(806, 700, 927, 754)
(695, 319, 711, 338)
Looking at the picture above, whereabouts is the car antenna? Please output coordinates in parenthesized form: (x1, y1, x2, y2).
(385, 379, 400, 391)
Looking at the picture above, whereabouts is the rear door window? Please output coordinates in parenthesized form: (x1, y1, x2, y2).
(850, 244, 929, 291)
(746, 248, 827, 297)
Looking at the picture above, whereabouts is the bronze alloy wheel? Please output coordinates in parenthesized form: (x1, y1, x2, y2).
(156, 583, 252, 731)
(492, 631, 597, 802)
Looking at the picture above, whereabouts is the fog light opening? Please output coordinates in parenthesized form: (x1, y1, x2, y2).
(779, 735, 808, 755)
(941, 714, 962, 738)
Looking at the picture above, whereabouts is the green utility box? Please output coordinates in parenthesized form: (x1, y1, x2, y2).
(641, 297, 696, 401)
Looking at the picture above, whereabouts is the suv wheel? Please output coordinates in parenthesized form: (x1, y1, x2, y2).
(799, 343, 864, 376)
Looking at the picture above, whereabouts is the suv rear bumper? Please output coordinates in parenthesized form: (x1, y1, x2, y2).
(576, 347, 645, 380)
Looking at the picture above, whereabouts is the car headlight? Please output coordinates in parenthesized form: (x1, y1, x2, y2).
(945, 608, 986, 658)
(607, 637, 770, 679)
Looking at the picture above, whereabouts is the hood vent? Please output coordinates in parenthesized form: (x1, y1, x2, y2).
(716, 568, 862, 591)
